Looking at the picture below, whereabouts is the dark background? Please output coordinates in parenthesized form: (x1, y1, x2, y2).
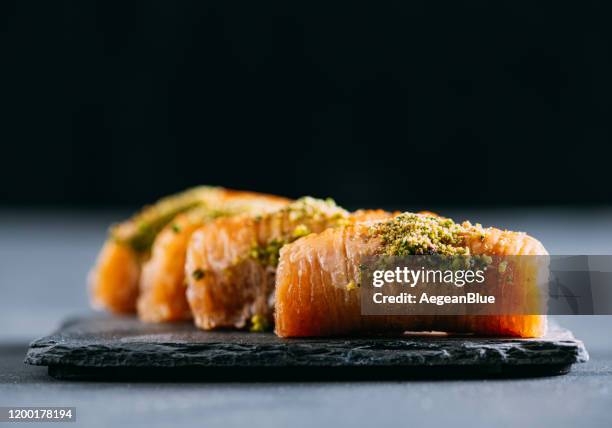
(1, 0, 610, 210)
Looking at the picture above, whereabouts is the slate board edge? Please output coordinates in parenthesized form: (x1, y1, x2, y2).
(24, 317, 589, 371)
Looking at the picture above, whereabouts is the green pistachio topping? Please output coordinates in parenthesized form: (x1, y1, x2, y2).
(250, 314, 270, 332)
(292, 224, 311, 238)
(481, 254, 493, 265)
(192, 268, 206, 280)
(371, 213, 469, 256)
(248, 197, 349, 267)
(111, 186, 221, 253)
(345, 280, 358, 291)
(285, 196, 348, 223)
(249, 239, 286, 267)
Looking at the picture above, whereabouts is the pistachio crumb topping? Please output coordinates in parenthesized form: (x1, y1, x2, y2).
(248, 197, 349, 267)
(285, 196, 348, 222)
(171, 223, 181, 234)
(371, 213, 470, 256)
(111, 186, 220, 253)
(346, 280, 357, 291)
(250, 314, 269, 332)
(249, 239, 285, 267)
(292, 224, 311, 238)
(192, 268, 206, 280)
(481, 255, 493, 265)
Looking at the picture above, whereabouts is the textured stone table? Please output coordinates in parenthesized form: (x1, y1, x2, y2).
(25, 316, 588, 380)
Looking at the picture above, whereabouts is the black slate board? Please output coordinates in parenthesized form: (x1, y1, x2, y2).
(25, 316, 589, 380)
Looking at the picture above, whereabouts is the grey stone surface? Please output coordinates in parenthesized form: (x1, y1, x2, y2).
(24, 316, 588, 379)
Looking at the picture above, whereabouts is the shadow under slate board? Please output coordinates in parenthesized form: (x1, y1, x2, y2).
(25, 316, 589, 380)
